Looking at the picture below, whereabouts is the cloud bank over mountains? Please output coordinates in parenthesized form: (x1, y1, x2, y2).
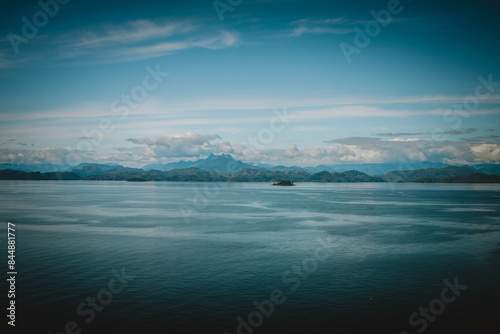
(1, 130, 499, 168)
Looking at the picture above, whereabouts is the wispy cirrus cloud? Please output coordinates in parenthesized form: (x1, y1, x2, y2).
(288, 16, 410, 38)
(54, 19, 239, 64)
(104, 31, 239, 63)
(290, 18, 354, 37)
(294, 105, 419, 119)
(388, 138, 421, 142)
(3, 94, 498, 123)
(377, 128, 477, 137)
(0, 18, 240, 67)
(0, 51, 29, 69)
(67, 20, 197, 49)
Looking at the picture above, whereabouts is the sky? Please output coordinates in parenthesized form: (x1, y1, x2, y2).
(0, 0, 500, 168)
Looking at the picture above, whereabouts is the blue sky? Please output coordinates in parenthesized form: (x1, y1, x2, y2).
(1, 0, 499, 167)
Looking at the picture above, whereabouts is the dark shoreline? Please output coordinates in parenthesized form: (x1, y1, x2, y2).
(2, 165, 500, 183)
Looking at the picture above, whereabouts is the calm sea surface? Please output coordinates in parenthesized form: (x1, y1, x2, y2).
(1, 181, 499, 333)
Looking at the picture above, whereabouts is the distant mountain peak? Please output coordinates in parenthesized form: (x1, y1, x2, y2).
(143, 153, 248, 173)
(207, 153, 234, 161)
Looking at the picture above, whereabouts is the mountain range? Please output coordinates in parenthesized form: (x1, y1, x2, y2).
(143, 154, 258, 173)
(3, 154, 499, 176)
(1, 159, 500, 183)
(1, 154, 500, 183)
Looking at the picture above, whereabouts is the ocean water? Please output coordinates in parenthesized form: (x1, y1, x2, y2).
(1, 181, 499, 333)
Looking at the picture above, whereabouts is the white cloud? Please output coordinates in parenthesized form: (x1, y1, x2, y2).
(470, 143, 500, 162)
(388, 138, 421, 142)
(0, 147, 85, 166)
(2, 133, 500, 168)
(124, 131, 226, 159)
